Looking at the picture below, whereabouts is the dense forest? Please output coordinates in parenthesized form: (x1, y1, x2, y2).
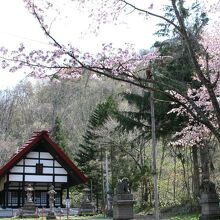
(0, 75, 219, 215)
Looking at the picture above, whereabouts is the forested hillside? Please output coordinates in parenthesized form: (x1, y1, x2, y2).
(0, 77, 120, 164)
(1, 76, 220, 214)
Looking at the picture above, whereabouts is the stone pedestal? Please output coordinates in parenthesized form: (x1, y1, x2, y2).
(21, 202, 37, 218)
(47, 211, 57, 219)
(20, 183, 37, 218)
(113, 177, 134, 220)
(79, 187, 95, 216)
(200, 192, 220, 220)
(200, 180, 220, 220)
(113, 194, 134, 220)
(79, 200, 95, 215)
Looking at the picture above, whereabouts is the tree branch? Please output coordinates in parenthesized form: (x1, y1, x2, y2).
(120, 0, 181, 32)
(171, 0, 220, 129)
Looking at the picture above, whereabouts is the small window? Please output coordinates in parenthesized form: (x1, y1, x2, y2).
(36, 163, 43, 174)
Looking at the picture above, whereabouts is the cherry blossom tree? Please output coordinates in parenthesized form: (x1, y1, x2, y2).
(0, 0, 220, 145)
(168, 0, 220, 147)
(165, 0, 220, 191)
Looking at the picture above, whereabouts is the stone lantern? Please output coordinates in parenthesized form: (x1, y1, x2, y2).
(113, 177, 135, 220)
(47, 185, 57, 219)
(79, 187, 95, 215)
(20, 184, 37, 218)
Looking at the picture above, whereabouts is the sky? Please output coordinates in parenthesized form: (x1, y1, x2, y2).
(0, 0, 47, 89)
(0, 0, 163, 90)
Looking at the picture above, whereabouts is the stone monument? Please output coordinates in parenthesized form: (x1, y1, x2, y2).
(199, 179, 220, 220)
(47, 185, 57, 219)
(20, 184, 37, 218)
(79, 187, 95, 216)
(113, 177, 134, 220)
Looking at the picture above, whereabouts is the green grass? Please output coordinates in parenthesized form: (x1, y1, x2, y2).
(169, 214, 199, 220)
(0, 215, 110, 220)
(0, 214, 200, 220)
(70, 215, 110, 220)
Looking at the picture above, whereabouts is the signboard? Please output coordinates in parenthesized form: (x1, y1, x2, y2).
(65, 199, 71, 208)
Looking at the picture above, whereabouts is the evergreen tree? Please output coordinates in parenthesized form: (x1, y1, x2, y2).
(75, 96, 118, 209)
(52, 117, 68, 154)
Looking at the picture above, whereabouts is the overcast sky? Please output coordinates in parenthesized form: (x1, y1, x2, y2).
(0, 0, 164, 90)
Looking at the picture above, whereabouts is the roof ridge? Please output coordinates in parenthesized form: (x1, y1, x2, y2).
(33, 130, 50, 135)
(9, 130, 50, 160)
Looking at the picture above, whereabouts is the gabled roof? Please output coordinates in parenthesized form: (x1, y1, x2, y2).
(0, 130, 88, 186)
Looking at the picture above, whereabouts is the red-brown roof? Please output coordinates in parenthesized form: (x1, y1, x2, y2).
(0, 130, 88, 185)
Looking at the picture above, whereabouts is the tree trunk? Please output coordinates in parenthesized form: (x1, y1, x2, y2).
(173, 152, 177, 203)
(192, 146, 200, 198)
(100, 148, 106, 215)
(199, 143, 210, 181)
(150, 88, 160, 220)
(180, 157, 190, 199)
(186, 148, 191, 198)
(140, 181, 145, 208)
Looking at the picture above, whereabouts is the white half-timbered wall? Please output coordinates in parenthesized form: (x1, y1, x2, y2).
(9, 151, 68, 183)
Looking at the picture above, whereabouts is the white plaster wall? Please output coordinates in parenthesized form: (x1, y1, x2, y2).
(40, 159, 53, 166)
(25, 166, 35, 173)
(55, 175, 67, 183)
(55, 167, 67, 174)
(25, 175, 53, 182)
(54, 161, 62, 167)
(40, 152, 53, 159)
(9, 174, 23, 181)
(43, 167, 53, 174)
(25, 159, 38, 166)
(26, 152, 38, 158)
(10, 166, 23, 173)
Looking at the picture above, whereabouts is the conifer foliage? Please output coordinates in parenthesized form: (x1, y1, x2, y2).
(52, 117, 68, 155)
(75, 96, 118, 207)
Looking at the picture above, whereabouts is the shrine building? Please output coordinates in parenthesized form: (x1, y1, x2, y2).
(0, 130, 88, 208)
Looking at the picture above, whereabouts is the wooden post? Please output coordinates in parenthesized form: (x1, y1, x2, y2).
(5, 174, 9, 208)
(105, 151, 110, 213)
(67, 182, 70, 220)
(18, 183, 21, 207)
(22, 157, 25, 206)
(2, 191, 5, 208)
(61, 188, 63, 208)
